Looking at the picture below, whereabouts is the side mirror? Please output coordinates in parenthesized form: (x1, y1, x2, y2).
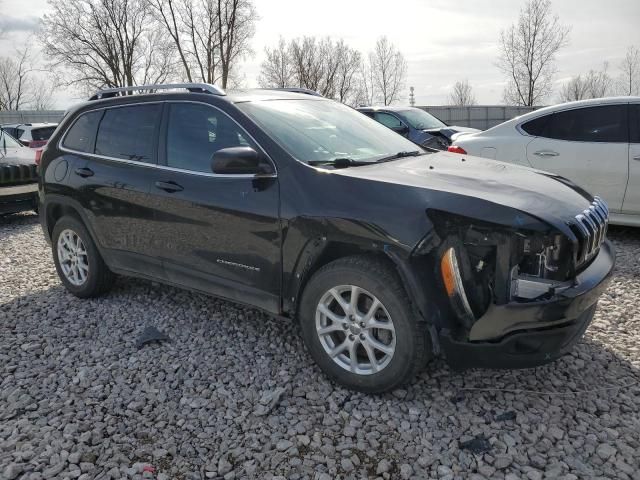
(392, 125, 409, 135)
(211, 146, 271, 175)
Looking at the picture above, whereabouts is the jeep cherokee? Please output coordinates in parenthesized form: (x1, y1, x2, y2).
(38, 83, 615, 392)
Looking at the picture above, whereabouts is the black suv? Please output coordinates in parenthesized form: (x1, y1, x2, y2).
(39, 84, 615, 392)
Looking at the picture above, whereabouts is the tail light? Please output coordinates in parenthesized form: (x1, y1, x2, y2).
(35, 149, 43, 166)
(27, 140, 47, 148)
(447, 145, 467, 154)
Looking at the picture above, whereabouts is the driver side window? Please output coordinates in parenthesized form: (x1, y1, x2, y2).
(166, 103, 254, 173)
(374, 112, 404, 129)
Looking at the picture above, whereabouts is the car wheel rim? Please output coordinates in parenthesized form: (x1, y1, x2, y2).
(315, 285, 396, 375)
(57, 229, 89, 286)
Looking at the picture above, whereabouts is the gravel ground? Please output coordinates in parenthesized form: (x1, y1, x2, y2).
(1, 212, 639, 480)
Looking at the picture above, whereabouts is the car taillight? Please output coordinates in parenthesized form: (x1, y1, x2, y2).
(447, 145, 467, 154)
(35, 149, 43, 166)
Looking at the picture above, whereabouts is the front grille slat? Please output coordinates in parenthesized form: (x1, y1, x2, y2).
(571, 196, 609, 268)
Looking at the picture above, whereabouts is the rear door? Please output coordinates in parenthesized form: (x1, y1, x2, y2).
(147, 101, 281, 312)
(62, 103, 164, 277)
(622, 103, 640, 214)
(525, 104, 629, 211)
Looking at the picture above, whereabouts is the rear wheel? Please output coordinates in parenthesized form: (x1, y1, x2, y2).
(51, 216, 114, 297)
(299, 256, 430, 393)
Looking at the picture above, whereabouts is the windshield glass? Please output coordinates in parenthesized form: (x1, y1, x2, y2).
(0, 129, 23, 148)
(398, 109, 446, 130)
(238, 99, 425, 164)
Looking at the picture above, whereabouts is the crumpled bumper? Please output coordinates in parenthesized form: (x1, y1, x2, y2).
(439, 239, 615, 369)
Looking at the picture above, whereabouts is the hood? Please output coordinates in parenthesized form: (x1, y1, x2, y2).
(425, 126, 480, 141)
(336, 152, 592, 235)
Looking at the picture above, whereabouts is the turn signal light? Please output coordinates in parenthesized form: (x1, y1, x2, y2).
(440, 247, 475, 323)
(447, 145, 467, 154)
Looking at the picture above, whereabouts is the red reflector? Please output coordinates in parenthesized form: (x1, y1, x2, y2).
(35, 149, 43, 166)
(447, 145, 467, 154)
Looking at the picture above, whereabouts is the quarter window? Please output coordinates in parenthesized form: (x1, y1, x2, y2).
(62, 111, 103, 153)
(95, 104, 161, 162)
(631, 104, 640, 143)
(541, 105, 628, 143)
(521, 115, 551, 136)
(166, 103, 253, 173)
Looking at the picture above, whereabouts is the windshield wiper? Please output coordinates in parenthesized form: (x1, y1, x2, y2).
(377, 150, 424, 163)
(308, 158, 374, 169)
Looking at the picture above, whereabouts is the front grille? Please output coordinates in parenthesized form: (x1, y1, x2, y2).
(570, 196, 609, 266)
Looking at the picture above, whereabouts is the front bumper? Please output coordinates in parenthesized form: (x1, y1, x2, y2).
(0, 183, 38, 214)
(440, 239, 615, 369)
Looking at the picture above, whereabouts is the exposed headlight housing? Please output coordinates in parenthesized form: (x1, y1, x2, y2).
(440, 247, 475, 324)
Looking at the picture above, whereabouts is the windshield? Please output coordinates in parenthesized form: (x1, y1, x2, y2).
(398, 109, 446, 130)
(238, 99, 425, 164)
(0, 129, 23, 148)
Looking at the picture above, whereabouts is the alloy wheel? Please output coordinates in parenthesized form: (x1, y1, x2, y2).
(57, 229, 89, 286)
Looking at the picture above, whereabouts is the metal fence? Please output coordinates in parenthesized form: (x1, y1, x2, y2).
(0, 110, 66, 125)
(0, 106, 539, 131)
(420, 106, 538, 130)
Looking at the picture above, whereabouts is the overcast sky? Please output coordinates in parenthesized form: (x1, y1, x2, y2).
(0, 0, 638, 109)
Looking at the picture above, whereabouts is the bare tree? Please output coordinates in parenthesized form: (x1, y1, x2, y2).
(259, 36, 363, 105)
(0, 48, 29, 110)
(448, 79, 477, 106)
(498, 0, 570, 106)
(0, 47, 54, 110)
(618, 45, 640, 96)
(369, 36, 407, 106)
(558, 63, 612, 102)
(216, 0, 256, 89)
(258, 37, 292, 88)
(41, 0, 176, 92)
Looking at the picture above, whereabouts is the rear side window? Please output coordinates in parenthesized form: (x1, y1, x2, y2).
(95, 104, 161, 162)
(631, 104, 640, 143)
(542, 105, 628, 143)
(62, 111, 103, 152)
(31, 127, 57, 141)
(521, 115, 551, 136)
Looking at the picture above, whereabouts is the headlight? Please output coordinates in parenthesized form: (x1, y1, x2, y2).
(440, 247, 475, 324)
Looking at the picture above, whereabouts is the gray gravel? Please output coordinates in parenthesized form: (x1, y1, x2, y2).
(1, 212, 640, 480)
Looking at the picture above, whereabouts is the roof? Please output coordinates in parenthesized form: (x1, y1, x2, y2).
(356, 105, 416, 113)
(1, 123, 57, 128)
(517, 96, 640, 120)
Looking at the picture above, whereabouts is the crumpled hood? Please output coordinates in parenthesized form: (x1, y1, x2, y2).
(337, 152, 593, 234)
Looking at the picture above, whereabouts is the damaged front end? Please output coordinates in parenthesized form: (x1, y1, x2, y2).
(421, 206, 615, 369)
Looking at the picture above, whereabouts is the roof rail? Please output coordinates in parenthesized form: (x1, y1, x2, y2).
(89, 83, 226, 101)
(267, 87, 323, 97)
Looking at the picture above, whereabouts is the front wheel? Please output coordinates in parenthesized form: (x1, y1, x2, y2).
(299, 256, 431, 393)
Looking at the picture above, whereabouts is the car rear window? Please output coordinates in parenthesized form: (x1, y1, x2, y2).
(95, 104, 161, 162)
(31, 126, 57, 141)
(62, 111, 103, 153)
(541, 105, 628, 143)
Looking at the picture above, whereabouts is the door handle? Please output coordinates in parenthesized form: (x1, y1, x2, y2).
(155, 180, 184, 193)
(74, 167, 94, 178)
(633, 155, 640, 161)
(533, 151, 559, 157)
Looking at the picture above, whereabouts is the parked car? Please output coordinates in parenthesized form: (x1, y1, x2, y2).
(39, 83, 614, 392)
(0, 129, 39, 215)
(1, 123, 59, 148)
(357, 106, 479, 150)
(448, 97, 640, 226)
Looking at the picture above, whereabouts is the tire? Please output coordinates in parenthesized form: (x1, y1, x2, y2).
(299, 255, 431, 393)
(51, 215, 115, 298)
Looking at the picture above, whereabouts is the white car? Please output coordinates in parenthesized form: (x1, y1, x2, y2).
(449, 97, 640, 226)
(0, 123, 59, 148)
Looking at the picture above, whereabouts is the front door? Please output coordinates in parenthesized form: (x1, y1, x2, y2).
(525, 104, 629, 212)
(149, 102, 281, 312)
